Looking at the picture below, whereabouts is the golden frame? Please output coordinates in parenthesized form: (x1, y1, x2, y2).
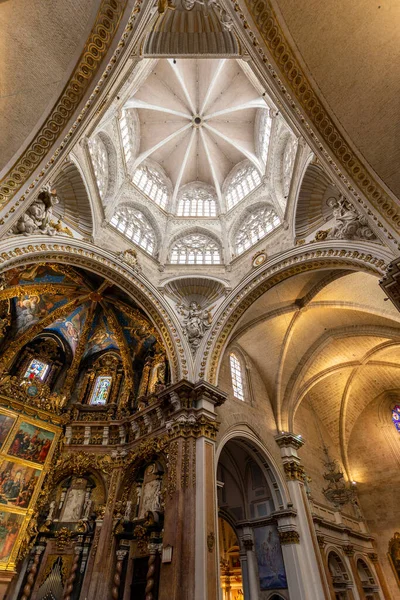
(0, 408, 61, 570)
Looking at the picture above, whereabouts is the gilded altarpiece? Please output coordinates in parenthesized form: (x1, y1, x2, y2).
(0, 405, 61, 571)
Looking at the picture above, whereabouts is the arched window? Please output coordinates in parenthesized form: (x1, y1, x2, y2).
(226, 163, 262, 210)
(88, 136, 108, 198)
(133, 165, 168, 210)
(170, 233, 221, 265)
(24, 358, 49, 382)
(90, 376, 112, 405)
(177, 188, 217, 217)
(235, 205, 281, 255)
(110, 206, 156, 255)
(120, 109, 134, 163)
(282, 136, 297, 199)
(230, 353, 244, 401)
(392, 405, 400, 432)
(259, 110, 272, 164)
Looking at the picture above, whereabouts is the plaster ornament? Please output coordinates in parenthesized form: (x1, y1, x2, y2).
(177, 301, 213, 352)
(10, 187, 60, 237)
(326, 195, 377, 242)
(116, 248, 142, 272)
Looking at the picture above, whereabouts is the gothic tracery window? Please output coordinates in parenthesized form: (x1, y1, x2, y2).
(120, 109, 134, 163)
(133, 165, 168, 210)
(110, 206, 156, 255)
(88, 136, 108, 199)
(24, 358, 49, 382)
(282, 135, 297, 199)
(226, 163, 262, 210)
(177, 188, 217, 217)
(392, 405, 400, 432)
(259, 110, 272, 164)
(235, 205, 281, 255)
(230, 353, 244, 401)
(90, 376, 112, 405)
(170, 233, 221, 265)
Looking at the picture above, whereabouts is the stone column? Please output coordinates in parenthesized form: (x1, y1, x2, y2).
(368, 553, 391, 600)
(238, 549, 250, 600)
(344, 546, 365, 600)
(241, 536, 259, 599)
(275, 433, 328, 600)
(158, 380, 226, 600)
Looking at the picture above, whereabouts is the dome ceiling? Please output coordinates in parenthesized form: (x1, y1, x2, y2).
(124, 58, 267, 202)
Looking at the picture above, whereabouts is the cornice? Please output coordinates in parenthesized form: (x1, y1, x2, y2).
(233, 0, 400, 239)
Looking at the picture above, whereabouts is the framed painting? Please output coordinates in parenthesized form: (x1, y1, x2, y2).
(0, 510, 24, 564)
(0, 460, 41, 509)
(0, 413, 16, 450)
(253, 525, 287, 590)
(7, 421, 55, 465)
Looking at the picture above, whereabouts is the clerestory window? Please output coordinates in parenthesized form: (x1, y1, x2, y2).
(120, 109, 134, 163)
(110, 206, 156, 255)
(170, 233, 221, 265)
(133, 165, 168, 210)
(177, 188, 217, 217)
(88, 136, 108, 199)
(259, 110, 272, 164)
(235, 205, 281, 255)
(226, 163, 262, 210)
(230, 353, 244, 401)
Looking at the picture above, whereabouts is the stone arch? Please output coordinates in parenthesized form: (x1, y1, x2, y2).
(96, 130, 118, 204)
(0, 236, 192, 382)
(229, 199, 281, 255)
(110, 200, 164, 258)
(197, 241, 392, 386)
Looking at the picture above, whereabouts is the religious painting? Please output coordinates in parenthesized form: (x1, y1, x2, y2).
(7, 421, 54, 465)
(0, 414, 15, 450)
(84, 313, 117, 358)
(14, 293, 73, 335)
(0, 460, 40, 509)
(254, 525, 287, 590)
(90, 376, 112, 405)
(0, 511, 23, 564)
(388, 532, 400, 586)
(23, 358, 49, 381)
(46, 303, 88, 354)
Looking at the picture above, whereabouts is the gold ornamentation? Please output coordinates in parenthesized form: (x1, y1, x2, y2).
(242, 0, 400, 235)
(167, 440, 178, 498)
(283, 461, 305, 481)
(49, 220, 74, 237)
(252, 250, 267, 268)
(278, 530, 300, 545)
(314, 230, 330, 241)
(55, 527, 73, 551)
(0, 0, 129, 210)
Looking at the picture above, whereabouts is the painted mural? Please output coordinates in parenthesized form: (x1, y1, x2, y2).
(0, 415, 15, 450)
(254, 525, 287, 590)
(14, 293, 74, 335)
(7, 422, 54, 465)
(0, 461, 40, 509)
(46, 303, 88, 354)
(0, 511, 23, 563)
(84, 312, 118, 358)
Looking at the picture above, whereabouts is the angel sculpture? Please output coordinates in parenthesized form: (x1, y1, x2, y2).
(177, 301, 213, 351)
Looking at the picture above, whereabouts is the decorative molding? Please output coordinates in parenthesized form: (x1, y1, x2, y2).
(283, 460, 305, 482)
(0, 0, 130, 211)
(240, 0, 400, 236)
(278, 530, 300, 545)
(275, 432, 304, 450)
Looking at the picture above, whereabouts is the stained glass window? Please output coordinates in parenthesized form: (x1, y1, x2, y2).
(392, 405, 400, 432)
(226, 163, 262, 210)
(230, 353, 244, 401)
(235, 206, 281, 255)
(170, 233, 221, 265)
(24, 359, 49, 382)
(110, 206, 156, 255)
(88, 136, 108, 199)
(133, 165, 168, 209)
(90, 376, 112, 405)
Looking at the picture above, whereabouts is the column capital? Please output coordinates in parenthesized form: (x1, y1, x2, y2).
(159, 379, 226, 413)
(242, 539, 253, 551)
(275, 432, 305, 450)
(278, 530, 300, 545)
(343, 544, 355, 557)
(368, 552, 378, 563)
(283, 460, 306, 481)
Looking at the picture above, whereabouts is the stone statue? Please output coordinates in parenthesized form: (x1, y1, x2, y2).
(124, 500, 132, 522)
(83, 497, 92, 519)
(10, 187, 60, 236)
(116, 248, 142, 272)
(46, 500, 56, 522)
(180, 0, 233, 30)
(326, 195, 377, 241)
(177, 301, 213, 351)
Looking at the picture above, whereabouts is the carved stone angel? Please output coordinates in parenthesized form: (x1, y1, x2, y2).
(177, 301, 213, 350)
(10, 187, 60, 236)
(326, 196, 377, 241)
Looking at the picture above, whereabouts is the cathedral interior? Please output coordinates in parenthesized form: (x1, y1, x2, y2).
(0, 1, 399, 599)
